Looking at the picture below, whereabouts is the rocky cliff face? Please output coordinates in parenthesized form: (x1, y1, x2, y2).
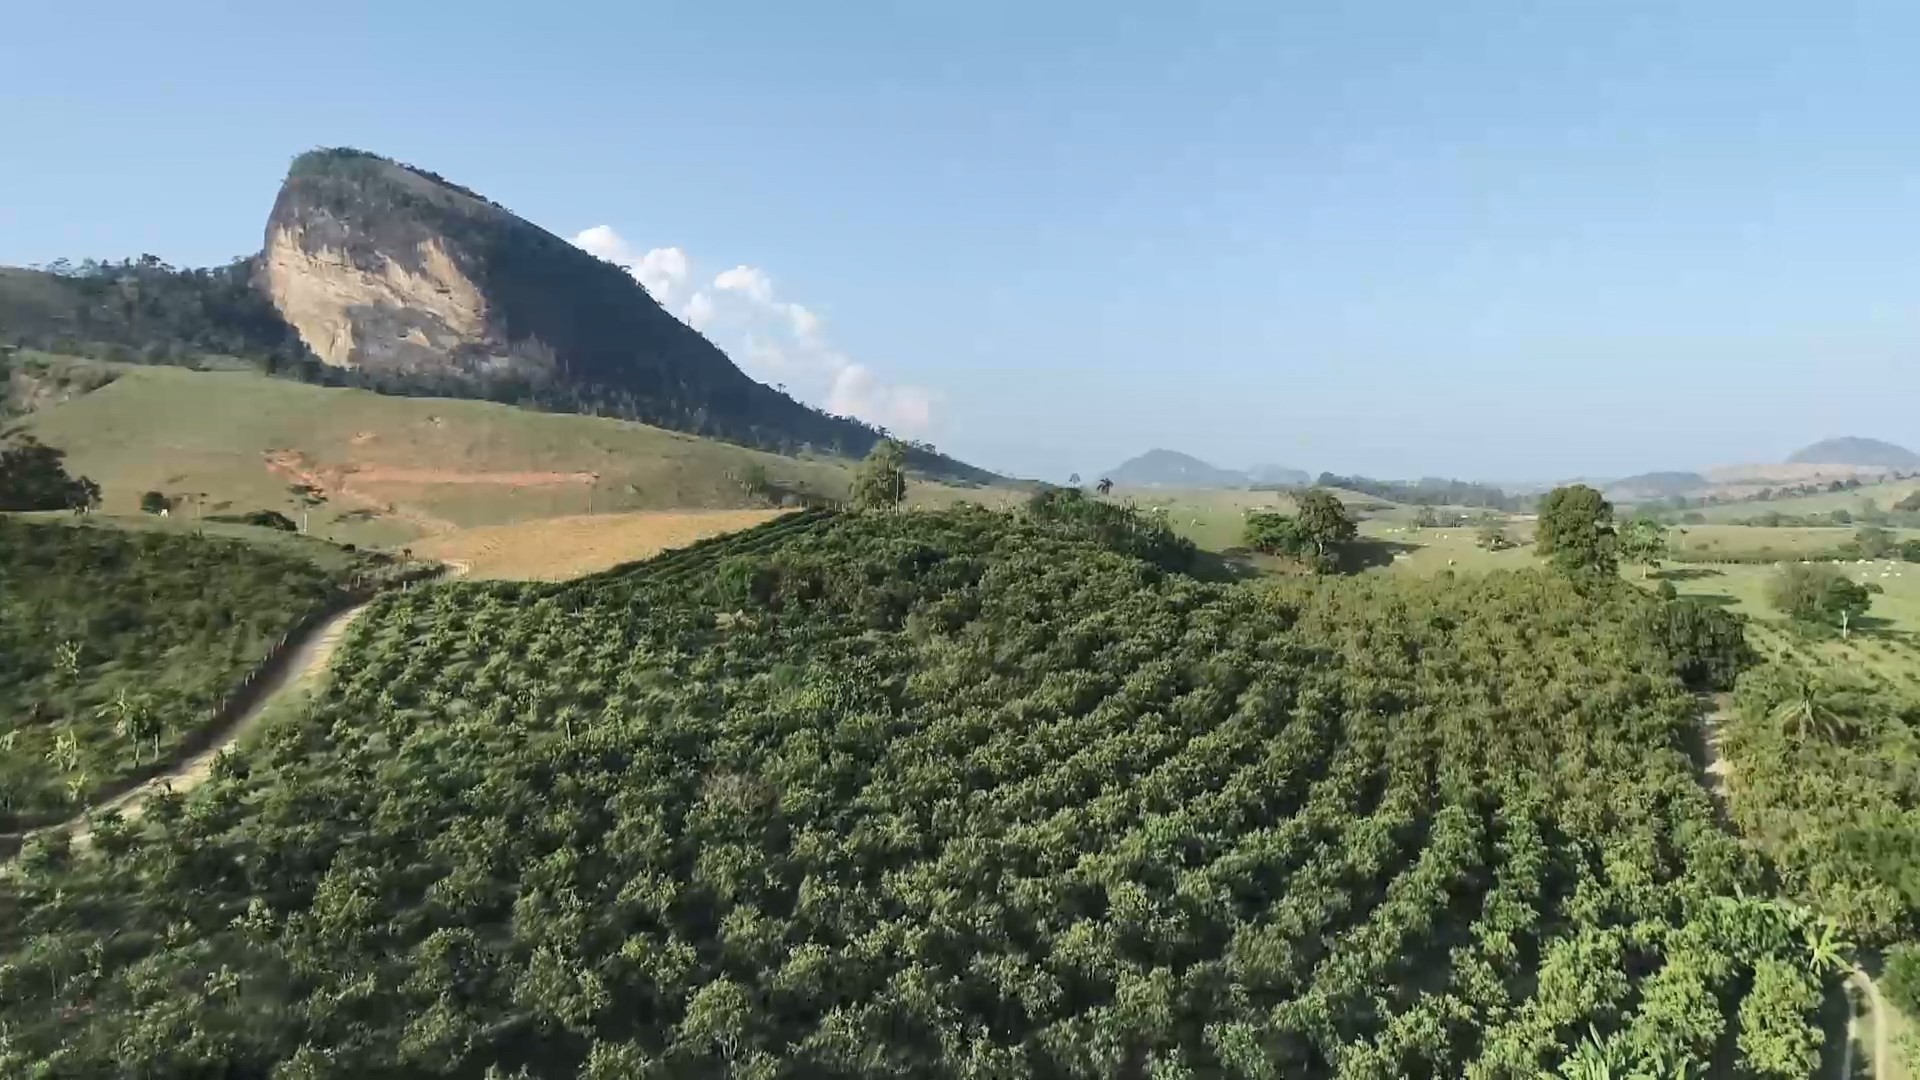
(261, 227, 490, 371)
(254, 150, 1000, 483)
(261, 152, 555, 379)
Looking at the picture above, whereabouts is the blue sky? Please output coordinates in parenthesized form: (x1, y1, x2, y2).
(4, 2, 1919, 482)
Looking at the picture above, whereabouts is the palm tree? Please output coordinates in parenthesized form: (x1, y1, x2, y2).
(1096, 478, 1114, 497)
(1801, 915, 1854, 977)
(1769, 672, 1852, 743)
(1561, 1025, 1620, 1080)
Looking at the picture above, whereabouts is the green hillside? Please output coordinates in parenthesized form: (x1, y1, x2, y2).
(1, 507, 1822, 1076)
(12, 362, 997, 547)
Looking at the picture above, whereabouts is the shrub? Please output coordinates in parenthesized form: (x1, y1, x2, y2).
(207, 509, 298, 532)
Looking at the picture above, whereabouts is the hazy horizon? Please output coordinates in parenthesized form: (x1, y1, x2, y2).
(5, 3, 1917, 482)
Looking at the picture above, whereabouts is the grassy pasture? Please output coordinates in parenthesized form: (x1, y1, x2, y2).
(15, 362, 1000, 548)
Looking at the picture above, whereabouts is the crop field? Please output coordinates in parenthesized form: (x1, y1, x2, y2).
(413, 509, 790, 580)
(0, 516, 348, 829)
(2, 507, 1830, 1076)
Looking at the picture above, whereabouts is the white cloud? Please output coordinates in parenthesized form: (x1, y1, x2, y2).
(572, 226, 689, 305)
(681, 291, 715, 331)
(713, 265, 775, 304)
(575, 227, 938, 435)
(785, 302, 821, 341)
(829, 362, 933, 432)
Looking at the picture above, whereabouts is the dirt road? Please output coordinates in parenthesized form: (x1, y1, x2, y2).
(8, 603, 368, 853)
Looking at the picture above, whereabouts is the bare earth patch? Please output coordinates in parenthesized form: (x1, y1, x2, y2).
(261, 450, 599, 535)
(413, 509, 788, 580)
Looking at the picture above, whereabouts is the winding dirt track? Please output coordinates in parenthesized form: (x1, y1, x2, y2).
(10, 603, 369, 852)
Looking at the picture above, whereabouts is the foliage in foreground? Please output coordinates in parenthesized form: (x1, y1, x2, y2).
(0, 517, 344, 828)
(0, 508, 1825, 1077)
(1024, 487, 1196, 572)
(1723, 654, 1920, 944)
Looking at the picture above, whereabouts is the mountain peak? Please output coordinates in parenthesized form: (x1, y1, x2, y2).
(1786, 436, 1919, 469)
(1103, 449, 1249, 488)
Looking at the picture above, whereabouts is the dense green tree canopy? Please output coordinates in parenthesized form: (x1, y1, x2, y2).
(1535, 484, 1617, 575)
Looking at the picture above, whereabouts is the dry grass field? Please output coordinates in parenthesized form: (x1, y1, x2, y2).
(411, 509, 790, 580)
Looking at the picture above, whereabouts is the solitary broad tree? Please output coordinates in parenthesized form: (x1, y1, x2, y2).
(1767, 563, 1871, 637)
(1536, 484, 1617, 575)
(1294, 489, 1357, 567)
(850, 439, 908, 511)
(1413, 506, 1440, 529)
(1245, 489, 1357, 573)
(1617, 518, 1669, 578)
(1068, 473, 1081, 488)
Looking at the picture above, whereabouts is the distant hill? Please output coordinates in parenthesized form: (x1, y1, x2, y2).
(1104, 449, 1248, 488)
(1604, 471, 1708, 500)
(0, 148, 995, 485)
(1246, 463, 1311, 486)
(1787, 437, 1920, 469)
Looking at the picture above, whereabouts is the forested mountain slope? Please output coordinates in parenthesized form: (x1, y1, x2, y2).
(0, 506, 1829, 1076)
